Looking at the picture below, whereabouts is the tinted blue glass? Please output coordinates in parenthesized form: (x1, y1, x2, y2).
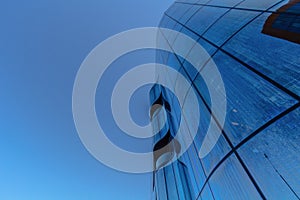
(186, 6, 229, 36)
(157, 50, 170, 65)
(173, 30, 199, 63)
(176, 0, 210, 3)
(193, 66, 211, 107)
(197, 38, 217, 55)
(196, 51, 297, 145)
(182, 86, 231, 175)
(176, 161, 194, 199)
(159, 16, 170, 27)
(166, 3, 195, 22)
(164, 166, 179, 199)
(200, 185, 215, 200)
(159, 16, 178, 42)
(173, 162, 189, 199)
(182, 60, 200, 82)
(179, 94, 211, 191)
(174, 68, 191, 101)
(166, 53, 182, 71)
(155, 169, 168, 199)
(201, 133, 231, 175)
(207, 0, 244, 7)
(180, 26, 200, 41)
(179, 4, 202, 24)
(269, 0, 290, 12)
(223, 13, 300, 96)
(149, 84, 162, 105)
(239, 107, 300, 199)
(203, 9, 260, 46)
(170, 101, 182, 129)
(196, 0, 214, 4)
(160, 15, 176, 30)
(154, 1, 300, 199)
(178, 67, 192, 84)
(183, 39, 217, 81)
(162, 22, 183, 45)
(183, 145, 205, 194)
(165, 3, 181, 17)
(208, 154, 261, 199)
(236, 0, 282, 10)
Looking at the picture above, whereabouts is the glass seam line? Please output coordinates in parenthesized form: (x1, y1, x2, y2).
(164, 12, 300, 101)
(175, 0, 300, 16)
(161, 13, 300, 198)
(195, 102, 300, 200)
(197, 0, 248, 37)
(158, 25, 268, 200)
(158, 28, 217, 200)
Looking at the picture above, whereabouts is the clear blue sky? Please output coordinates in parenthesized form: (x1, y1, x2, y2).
(0, 1, 173, 199)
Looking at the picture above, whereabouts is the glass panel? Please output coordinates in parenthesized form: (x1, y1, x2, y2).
(173, 162, 188, 200)
(200, 185, 214, 200)
(186, 6, 229, 36)
(236, 0, 282, 10)
(164, 165, 179, 200)
(173, 29, 199, 63)
(179, 94, 211, 191)
(159, 15, 176, 30)
(193, 68, 211, 109)
(194, 51, 297, 146)
(182, 87, 231, 175)
(182, 60, 200, 82)
(159, 16, 170, 28)
(239, 107, 300, 199)
(179, 4, 202, 24)
(166, 3, 195, 22)
(156, 50, 169, 66)
(175, 67, 191, 103)
(175, 115, 207, 193)
(183, 38, 217, 81)
(269, 0, 289, 12)
(155, 169, 168, 199)
(207, 0, 244, 7)
(179, 86, 231, 188)
(165, 22, 183, 46)
(208, 154, 261, 199)
(165, 3, 182, 17)
(159, 16, 179, 45)
(161, 87, 182, 135)
(178, 66, 192, 84)
(201, 133, 231, 175)
(223, 13, 300, 96)
(180, 25, 200, 41)
(184, 146, 206, 194)
(167, 53, 182, 71)
(203, 9, 260, 46)
(176, 0, 210, 3)
(174, 161, 195, 199)
(156, 53, 179, 93)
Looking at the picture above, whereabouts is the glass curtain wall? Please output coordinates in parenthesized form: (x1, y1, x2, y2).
(151, 0, 300, 199)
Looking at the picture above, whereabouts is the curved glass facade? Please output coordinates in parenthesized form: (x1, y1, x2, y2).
(151, 0, 300, 199)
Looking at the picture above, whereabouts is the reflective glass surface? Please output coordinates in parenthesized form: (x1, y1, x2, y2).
(152, 0, 300, 199)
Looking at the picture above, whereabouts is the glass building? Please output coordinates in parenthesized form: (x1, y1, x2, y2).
(150, 0, 300, 199)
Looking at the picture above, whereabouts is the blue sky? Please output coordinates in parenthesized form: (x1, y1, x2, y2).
(0, 1, 173, 199)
